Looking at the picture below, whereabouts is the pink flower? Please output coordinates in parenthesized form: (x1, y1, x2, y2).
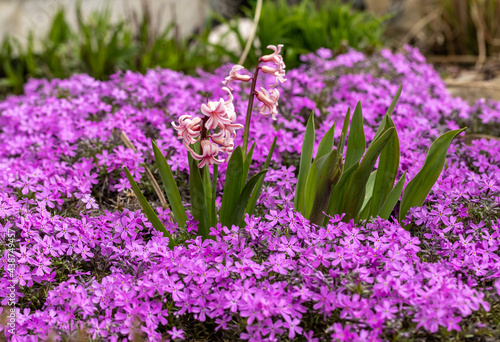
(172, 115, 202, 145)
(223, 65, 251, 90)
(211, 130, 235, 156)
(260, 44, 286, 87)
(190, 140, 225, 168)
(200, 87, 234, 130)
(255, 87, 280, 120)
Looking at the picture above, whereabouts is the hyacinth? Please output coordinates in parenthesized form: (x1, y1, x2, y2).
(173, 45, 287, 168)
(1, 46, 500, 341)
(172, 86, 242, 167)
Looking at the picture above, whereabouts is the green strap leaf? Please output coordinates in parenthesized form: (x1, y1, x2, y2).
(344, 101, 366, 170)
(245, 136, 277, 217)
(219, 146, 244, 227)
(234, 169, 268, 227)
(242, 143, 256, 190)
(358, 170, 378, 221)
(399, 128, 466, 222)
(188, 154, 210, 239)
(294, 113, 315, 215)
(323, 162, 358, 224)
(124, 167, 176, 249)
(372, 85, 402, 142)
(378, 171, 406, 220)
(338, 107, 351, 156)
(152, 141, 188, 229)
(304, 121, 336, 218)
(342, 128, 395, 221)
(202, 165, 216, 229)
(309, 149, 342, 224)
(304, 161, 318, 218)
(369, 115, 400, 217)
(316, 121, 336, 160)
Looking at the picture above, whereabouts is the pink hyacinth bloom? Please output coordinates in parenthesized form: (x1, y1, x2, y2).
(190, 140, 225, 168)
(200, 87, 234, 130)
(211, 130, 235, 156)
(172, 115, 202, 145)
(255, 87, 280, 120)
(260, 44, 286, 87)
(222, 65, 251, 90)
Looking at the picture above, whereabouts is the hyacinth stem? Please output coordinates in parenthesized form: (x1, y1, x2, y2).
(242, 62, 261, 159)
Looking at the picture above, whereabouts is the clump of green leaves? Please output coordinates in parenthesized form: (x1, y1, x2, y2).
(239, 0, 388, 69)
(295, 86, 466, 226)
(125, 139, 276, 249)
(0, 4, 231, 96)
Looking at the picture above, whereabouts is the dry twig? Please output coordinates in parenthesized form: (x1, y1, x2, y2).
(120, 131, 167, 208)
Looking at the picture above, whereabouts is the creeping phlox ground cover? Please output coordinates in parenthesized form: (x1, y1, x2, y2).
(0, 46, 500, 341)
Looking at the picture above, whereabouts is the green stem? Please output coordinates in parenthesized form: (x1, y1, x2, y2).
(241, 61, 261, 159)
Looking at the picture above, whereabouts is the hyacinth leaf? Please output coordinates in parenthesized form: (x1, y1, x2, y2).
(357, 198, 372, 222)
(188, 154, 210, 240)
(344, 101, 365, 170)
(294, 112, 315, 215)
(323, 162, 358, 224)
(371, 85, 402, 142)
(398, 128, 466, 222)
(305, 121, 336, 218)
(338, 107, 351, 156)
(304, 161, 318, 218)
(378, 171, 406, 220)
(369, 115, 400, 217)
(219, 146, 244, 227)
(309, 148, 341, 225)
(124, 167, 176, 249)
(202, 166, 215, 229)
(386, 85, 403, 117)
(316, 121, 336, 160)
(234, 169, 268, 227)
(212, 164, 218, 209)
(245, 136, 277, 217)
(152, 141, 187, 229)
(342, 128, 395, 221)
(242, 143, 255, 190)
(358, 170, 378, 221)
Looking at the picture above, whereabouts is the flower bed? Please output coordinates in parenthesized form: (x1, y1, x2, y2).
(1, 46, 500, 341)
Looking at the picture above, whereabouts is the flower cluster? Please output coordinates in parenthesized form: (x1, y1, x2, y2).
(172, 86, 242, 167)
(173, 45, 286, 168)
(0, 45, 500, 341)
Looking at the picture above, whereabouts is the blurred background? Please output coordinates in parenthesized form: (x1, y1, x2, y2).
(0, 0, 498, 99)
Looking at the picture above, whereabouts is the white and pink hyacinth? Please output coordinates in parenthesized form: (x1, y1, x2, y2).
(173, 45, 286, 168)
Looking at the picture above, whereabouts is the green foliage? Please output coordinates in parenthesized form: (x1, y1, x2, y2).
(127, 140, 275, 249)
(295, 86, 465, 227)
(0, 5, 229, 96)
(241, 0, 388, 69)
(124, 167, 177, 249)
(398, 127, 467, 222)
